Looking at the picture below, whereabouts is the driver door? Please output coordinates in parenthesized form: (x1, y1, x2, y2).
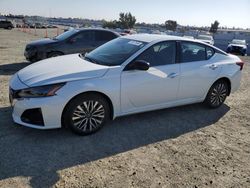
(121, 41, 180, 113)
(66, 31, 95, 54)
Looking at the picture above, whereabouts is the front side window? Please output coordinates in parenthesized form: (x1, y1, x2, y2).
(72, 31, 94, 43)
(180, 42, 206, 63)
(136, 41, 176, 66)
(84, 38, 147, 66)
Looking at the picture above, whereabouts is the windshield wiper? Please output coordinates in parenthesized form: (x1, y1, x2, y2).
(84, 56, 100, 65)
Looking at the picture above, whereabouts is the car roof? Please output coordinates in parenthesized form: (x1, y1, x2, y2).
(122, 34, 228, 55)
(76, 28, 120, 36)
(122, 34, 190, 43)
(232, 39, 246, 42)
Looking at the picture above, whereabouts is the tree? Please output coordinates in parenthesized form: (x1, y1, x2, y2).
(103, 12, 136, 29)
(103, 20, 119, 29)
(209, 20, 219, 33)
(165, 20, 177, 31)
(118, 12, 136, 29)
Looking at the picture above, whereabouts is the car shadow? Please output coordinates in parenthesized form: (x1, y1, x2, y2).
(0, 62, 30, 75)
(0, 103, 230, 188)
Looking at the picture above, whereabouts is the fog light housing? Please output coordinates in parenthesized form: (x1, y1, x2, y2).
(21, 108, 44, 126)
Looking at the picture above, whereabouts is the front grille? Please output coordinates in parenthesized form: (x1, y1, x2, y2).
(25, 45, 32, 51)
(25, 45, 36, 52)
(232, 46, 243, 51)
(21, 108, 44, 126)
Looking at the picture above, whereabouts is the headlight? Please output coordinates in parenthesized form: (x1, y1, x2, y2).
(17, 83, 65, 98)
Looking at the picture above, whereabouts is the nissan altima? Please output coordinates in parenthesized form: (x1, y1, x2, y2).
(9, 34, 244, 135)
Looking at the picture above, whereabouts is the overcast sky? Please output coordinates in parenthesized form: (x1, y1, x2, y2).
(0, 0, 249, 28)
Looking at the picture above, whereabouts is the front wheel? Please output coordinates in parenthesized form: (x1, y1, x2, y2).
(204, 80, 229, 108)
(48, 52, 63, 58)
(62, 94, 110, 135)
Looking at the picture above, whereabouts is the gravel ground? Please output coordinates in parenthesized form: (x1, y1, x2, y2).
(0, 29, 249, 188)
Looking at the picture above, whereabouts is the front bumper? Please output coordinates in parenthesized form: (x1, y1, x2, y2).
(24, 48, 37, 61)
(227, 46, 246, 55)
(11, 96, 65, 129)
(9, 74, 66, 129)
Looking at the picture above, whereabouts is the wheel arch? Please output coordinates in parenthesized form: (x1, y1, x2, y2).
(61, 91, 114, 127)
(47, 51, 64, 58)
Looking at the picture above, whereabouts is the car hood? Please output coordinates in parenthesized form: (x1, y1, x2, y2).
(228, 44, 246, 48)
(28, 38, 58, 46)
(17, 54, 109, 87)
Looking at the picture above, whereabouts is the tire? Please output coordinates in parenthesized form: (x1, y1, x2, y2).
(62, 93, 110, 135)
(204, 80, 229, 108)
(48, 52, 63, 58)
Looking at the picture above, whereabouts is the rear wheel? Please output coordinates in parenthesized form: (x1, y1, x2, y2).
(204, 80, 229, 108)
(62, 94, 110, 135)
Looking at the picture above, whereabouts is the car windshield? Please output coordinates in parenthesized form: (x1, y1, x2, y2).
(232, 39, 246, 45)
(197, 35, 212, 40)
(54, 29, 79, 41)
(84, 38, 147, 66)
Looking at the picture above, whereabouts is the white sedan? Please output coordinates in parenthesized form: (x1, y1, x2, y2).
(196, 34, 214, 45)
(9, 34, 244, 135)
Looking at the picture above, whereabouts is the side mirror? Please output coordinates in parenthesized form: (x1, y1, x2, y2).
(126, 60, 150, 71)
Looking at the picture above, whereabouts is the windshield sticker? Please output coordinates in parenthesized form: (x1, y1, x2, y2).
(128, 41, 143, 46)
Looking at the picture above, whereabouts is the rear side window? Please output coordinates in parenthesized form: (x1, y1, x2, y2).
(180, 42, 206, 63)
(95, 31, 117, 41)
(136, 41, 176, 67)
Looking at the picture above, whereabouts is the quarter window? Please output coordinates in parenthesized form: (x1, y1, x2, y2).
(180, 42, 206, 63)
(206, 46, 215, 59)
(136, 41, 176, 67)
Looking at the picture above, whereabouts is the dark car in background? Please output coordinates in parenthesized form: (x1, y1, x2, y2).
(0, 20, 14, 29)
(24, 28, 120, 62)
(227, 39, 248, 56)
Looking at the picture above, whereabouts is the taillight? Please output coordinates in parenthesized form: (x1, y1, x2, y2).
(236, 62, 244, 71)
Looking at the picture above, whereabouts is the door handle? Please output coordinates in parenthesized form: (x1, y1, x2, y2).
(168, 73, 179, 78)
(209, 64, 218, 70)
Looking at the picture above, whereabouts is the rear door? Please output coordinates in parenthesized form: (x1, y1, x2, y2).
(177, 41, 221, 100)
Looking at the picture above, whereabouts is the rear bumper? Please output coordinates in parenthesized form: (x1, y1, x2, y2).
(230, 70, 242, 93)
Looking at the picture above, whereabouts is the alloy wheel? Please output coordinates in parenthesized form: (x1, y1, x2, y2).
(210, 83, 227, 106)
(71, 100, 105, 132)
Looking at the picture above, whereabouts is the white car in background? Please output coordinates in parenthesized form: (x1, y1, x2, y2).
(197, 34, 214, 45)
(183, 35, 194, 39)
(227, 39, 248, 56)
(9, 34, 243, 135)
